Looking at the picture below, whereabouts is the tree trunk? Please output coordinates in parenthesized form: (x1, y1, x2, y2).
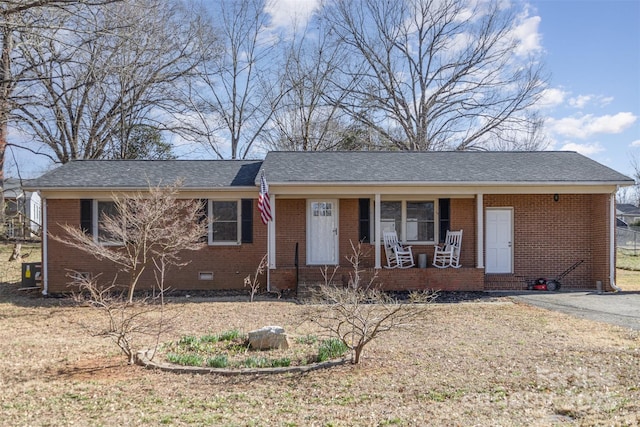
(8, 242, 21, 262)
(1, 21, 14, 238)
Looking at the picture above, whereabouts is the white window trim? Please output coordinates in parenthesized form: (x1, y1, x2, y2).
(93, 199, 123, 247)
(208, 199, 241, 246)
(375, 199, 437, 245)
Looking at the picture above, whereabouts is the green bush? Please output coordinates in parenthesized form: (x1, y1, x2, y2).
(317, 338, 349, 362)
(166, 353, 204, 366)
(217, 329, 243, 341)
(206, 354, 228, 368)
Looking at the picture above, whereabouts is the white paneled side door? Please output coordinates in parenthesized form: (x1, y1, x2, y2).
(307, 200, 339, 265)
(486, 208, 513, 274)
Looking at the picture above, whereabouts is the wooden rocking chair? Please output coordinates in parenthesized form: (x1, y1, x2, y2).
(432, 230, 463, 268)
(383, 231, 415, 269)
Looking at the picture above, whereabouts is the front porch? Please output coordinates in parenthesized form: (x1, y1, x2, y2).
(269, 265, 485, 296)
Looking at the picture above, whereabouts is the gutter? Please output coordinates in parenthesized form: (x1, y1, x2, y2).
(258, 180, 635, 187)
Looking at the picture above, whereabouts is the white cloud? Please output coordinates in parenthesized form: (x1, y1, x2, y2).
(264, 0, 320, 30)
(538, 87, 567, 108)
(631, 140, 640, 147)
(567, 94, 615, 109)
(547, 112, 637, 139)
(513, 15, 542, 56)
(568, 95, 592, 109)
(559, 141, 604, 156)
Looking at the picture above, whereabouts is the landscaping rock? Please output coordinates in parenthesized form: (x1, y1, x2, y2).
(248, 326, 289, 350)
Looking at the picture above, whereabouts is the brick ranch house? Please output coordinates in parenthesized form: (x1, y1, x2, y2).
(26, 151, 634, 295)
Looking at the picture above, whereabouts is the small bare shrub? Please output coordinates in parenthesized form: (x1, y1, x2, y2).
(308, 240, 438, 364)
(244, 253, 267, 302)
(71, 274, 176, 364)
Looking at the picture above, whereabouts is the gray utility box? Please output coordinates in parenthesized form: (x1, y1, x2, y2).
(21, 263, 42, 288)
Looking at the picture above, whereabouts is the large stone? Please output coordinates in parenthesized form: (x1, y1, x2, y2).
(247, 326, 289, 350)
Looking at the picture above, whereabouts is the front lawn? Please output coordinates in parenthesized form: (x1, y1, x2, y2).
(0, 289, 638, 426)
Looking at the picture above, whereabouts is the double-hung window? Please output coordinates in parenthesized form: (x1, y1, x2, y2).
(209, 200, 240, 245)
(94, 200, 121, 245)
(380, 200, 435, 243)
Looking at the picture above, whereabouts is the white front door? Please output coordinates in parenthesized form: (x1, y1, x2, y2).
(486, 208, 513, 273)
(307, 200, 339, 265)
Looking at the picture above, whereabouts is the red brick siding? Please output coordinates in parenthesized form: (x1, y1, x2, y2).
(45, 193, 612, 293)
(483, 194, 610, 290)
(274, 199, 306, 268)
(45, 198, 267, 293)
(590, 193, 612, 290)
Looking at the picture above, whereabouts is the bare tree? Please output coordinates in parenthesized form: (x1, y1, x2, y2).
(261, 18, 355, 152)
(0, 0, 124, 235)
(186, 0, 285, 159)
(627, 153, 640, 206)
(9, 0, 211, 165)
(55, 181, 207, 303)
(321, 0, 547, 152)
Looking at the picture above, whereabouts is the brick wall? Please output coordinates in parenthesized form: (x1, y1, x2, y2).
(483, 194, 610, 290)
(45, 193, 612, 293)
(45, 198, 267, 294)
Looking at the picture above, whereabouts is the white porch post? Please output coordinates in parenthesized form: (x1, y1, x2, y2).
(374, 193, 381, 269)
(476, 193, 484, 269)
(268, 194, 276, 269)
(42, 198, 48, 295)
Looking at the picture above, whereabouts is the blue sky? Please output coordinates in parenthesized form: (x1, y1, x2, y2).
(5, 0, 640, 179)
(529, 0, 639, 177)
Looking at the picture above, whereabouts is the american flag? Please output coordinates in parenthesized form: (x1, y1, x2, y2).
(258, 171, 272, 225)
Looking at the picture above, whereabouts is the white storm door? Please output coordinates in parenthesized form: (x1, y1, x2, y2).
(486, 208, 513, 274)
(307, 200, 339, 265)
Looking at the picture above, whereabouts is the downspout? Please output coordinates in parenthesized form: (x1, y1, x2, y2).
(41, 198, 48, 296)
(609, 192, 621, 292)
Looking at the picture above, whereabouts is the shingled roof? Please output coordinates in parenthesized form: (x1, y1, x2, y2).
(25, 151, 633, 191)
(26, 160, 262, 190)
(260, 151, 634, 185)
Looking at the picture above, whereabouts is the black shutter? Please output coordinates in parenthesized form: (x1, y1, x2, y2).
(241, 199, 253, 244)
(198, 199, 208, 243)
(438, 198, 450, 243)
(359, 198, 370, 243)
(80, 199, 93, 236)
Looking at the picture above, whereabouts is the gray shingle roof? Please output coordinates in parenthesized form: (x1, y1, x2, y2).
(259, 151, 634, 185)
(25, 151, 633, 191)
(26, 160, 262, 189)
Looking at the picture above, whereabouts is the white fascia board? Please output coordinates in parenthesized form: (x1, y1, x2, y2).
(270, 183, 622, 196)
(268, 180, 634, 187)
(36, 187, 258, 199)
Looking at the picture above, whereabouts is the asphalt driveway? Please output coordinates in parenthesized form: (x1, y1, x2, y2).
(495, 291, 640, 330)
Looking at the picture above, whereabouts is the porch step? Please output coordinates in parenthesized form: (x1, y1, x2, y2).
(296, 282, 321, 301)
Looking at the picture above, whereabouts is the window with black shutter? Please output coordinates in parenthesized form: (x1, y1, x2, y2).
(80, 199, 93, 236)
(359, 198, 370, 243)
(438, 198, 450, 243)
(241, 199, 253, 243)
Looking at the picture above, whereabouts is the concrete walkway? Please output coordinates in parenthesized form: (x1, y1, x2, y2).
(493, 291, 640, 330)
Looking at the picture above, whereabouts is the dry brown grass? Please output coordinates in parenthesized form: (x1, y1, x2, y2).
(1, 244, 639, 425)
(0, 287, 638, 426)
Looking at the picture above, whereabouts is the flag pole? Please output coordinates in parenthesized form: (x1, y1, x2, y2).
(258, 170, 272, 293)
(266, 220, 271, 293)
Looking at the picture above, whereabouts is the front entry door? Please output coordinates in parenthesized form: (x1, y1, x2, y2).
(486, 208, 513, 273)
(307, 200, 339, 265)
